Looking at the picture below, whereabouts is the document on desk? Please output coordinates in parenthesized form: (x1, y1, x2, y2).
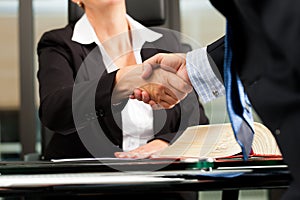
(0, 172, 185, 188)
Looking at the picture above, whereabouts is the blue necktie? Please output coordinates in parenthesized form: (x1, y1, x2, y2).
(224, 21, 255, 160)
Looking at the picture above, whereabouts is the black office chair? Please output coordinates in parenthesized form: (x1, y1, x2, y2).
(68, 0, 167, 26)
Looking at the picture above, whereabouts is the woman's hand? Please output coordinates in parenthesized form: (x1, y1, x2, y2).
(114, 139, 169, 159)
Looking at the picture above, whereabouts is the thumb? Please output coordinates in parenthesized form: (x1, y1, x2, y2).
(141, 54, 165, 79)
(141, 63, 154, 79)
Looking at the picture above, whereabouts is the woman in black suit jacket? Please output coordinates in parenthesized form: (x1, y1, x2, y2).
(37, 0, 209, 160)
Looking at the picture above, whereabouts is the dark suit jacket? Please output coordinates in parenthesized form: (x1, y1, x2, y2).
(209, 0, 300, 131)
(37, 23, 210, 159)
(209, 1, 300, 199)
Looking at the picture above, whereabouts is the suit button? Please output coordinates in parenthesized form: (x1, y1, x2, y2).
(97, 109, 105, 117)
(275, 129, 281, 135)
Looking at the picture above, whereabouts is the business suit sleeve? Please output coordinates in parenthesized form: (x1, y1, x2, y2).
(207, 36, 225, 80)
(37, 29, 121, 138)
(37, 30, 78, 134)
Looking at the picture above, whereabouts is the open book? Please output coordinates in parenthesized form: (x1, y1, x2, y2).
(154, 122, 282, 160)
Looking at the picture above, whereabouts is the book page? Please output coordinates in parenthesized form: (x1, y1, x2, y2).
(252, 122, 282, 156)
(156, 123, 241, 159)
(155, 122, 282, 160)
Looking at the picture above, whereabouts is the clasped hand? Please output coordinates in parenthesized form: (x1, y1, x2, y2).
(130, 53, 191, 109)
(113, 53, 191, 109)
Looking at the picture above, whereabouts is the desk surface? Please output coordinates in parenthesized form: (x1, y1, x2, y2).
(0, 158, 291, 197)
(0, 159, 213, 174)
(0, 157, 285, 174)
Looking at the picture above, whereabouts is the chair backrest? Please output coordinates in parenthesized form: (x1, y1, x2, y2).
(68, 0, 166, 27)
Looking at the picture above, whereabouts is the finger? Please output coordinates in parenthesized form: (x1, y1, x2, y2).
(133, 88, 143, 101)
(148, 100, 157, 107)
(163, 87, 179, 102)
(114, 152, 126, 158)
(115, 150, 135, 158)
(149, 148, 166, 159)
(141, 91, 150, 103)
(141, 63, 154, 79)
(135, 153, 151, 159)
(158, 93, 178, 108)
(124, 151, 150, 159)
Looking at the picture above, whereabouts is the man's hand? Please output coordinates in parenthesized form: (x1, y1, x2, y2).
(142, 53, 190, 84)
(114, 139, 168, 159)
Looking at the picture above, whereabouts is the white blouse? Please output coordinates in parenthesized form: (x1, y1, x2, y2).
(72, 14, 162, 151)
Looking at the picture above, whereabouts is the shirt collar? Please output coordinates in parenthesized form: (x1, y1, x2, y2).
(72, 14, 96, 45)
(71, 14, 162, 45)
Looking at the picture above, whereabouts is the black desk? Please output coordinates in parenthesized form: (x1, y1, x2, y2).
(0, 158, 291, 200)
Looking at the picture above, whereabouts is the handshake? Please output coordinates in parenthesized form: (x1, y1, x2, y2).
(113, 53, 192, 109)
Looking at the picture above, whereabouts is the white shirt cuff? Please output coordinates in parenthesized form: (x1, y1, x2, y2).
(186, 47, 225, 103)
